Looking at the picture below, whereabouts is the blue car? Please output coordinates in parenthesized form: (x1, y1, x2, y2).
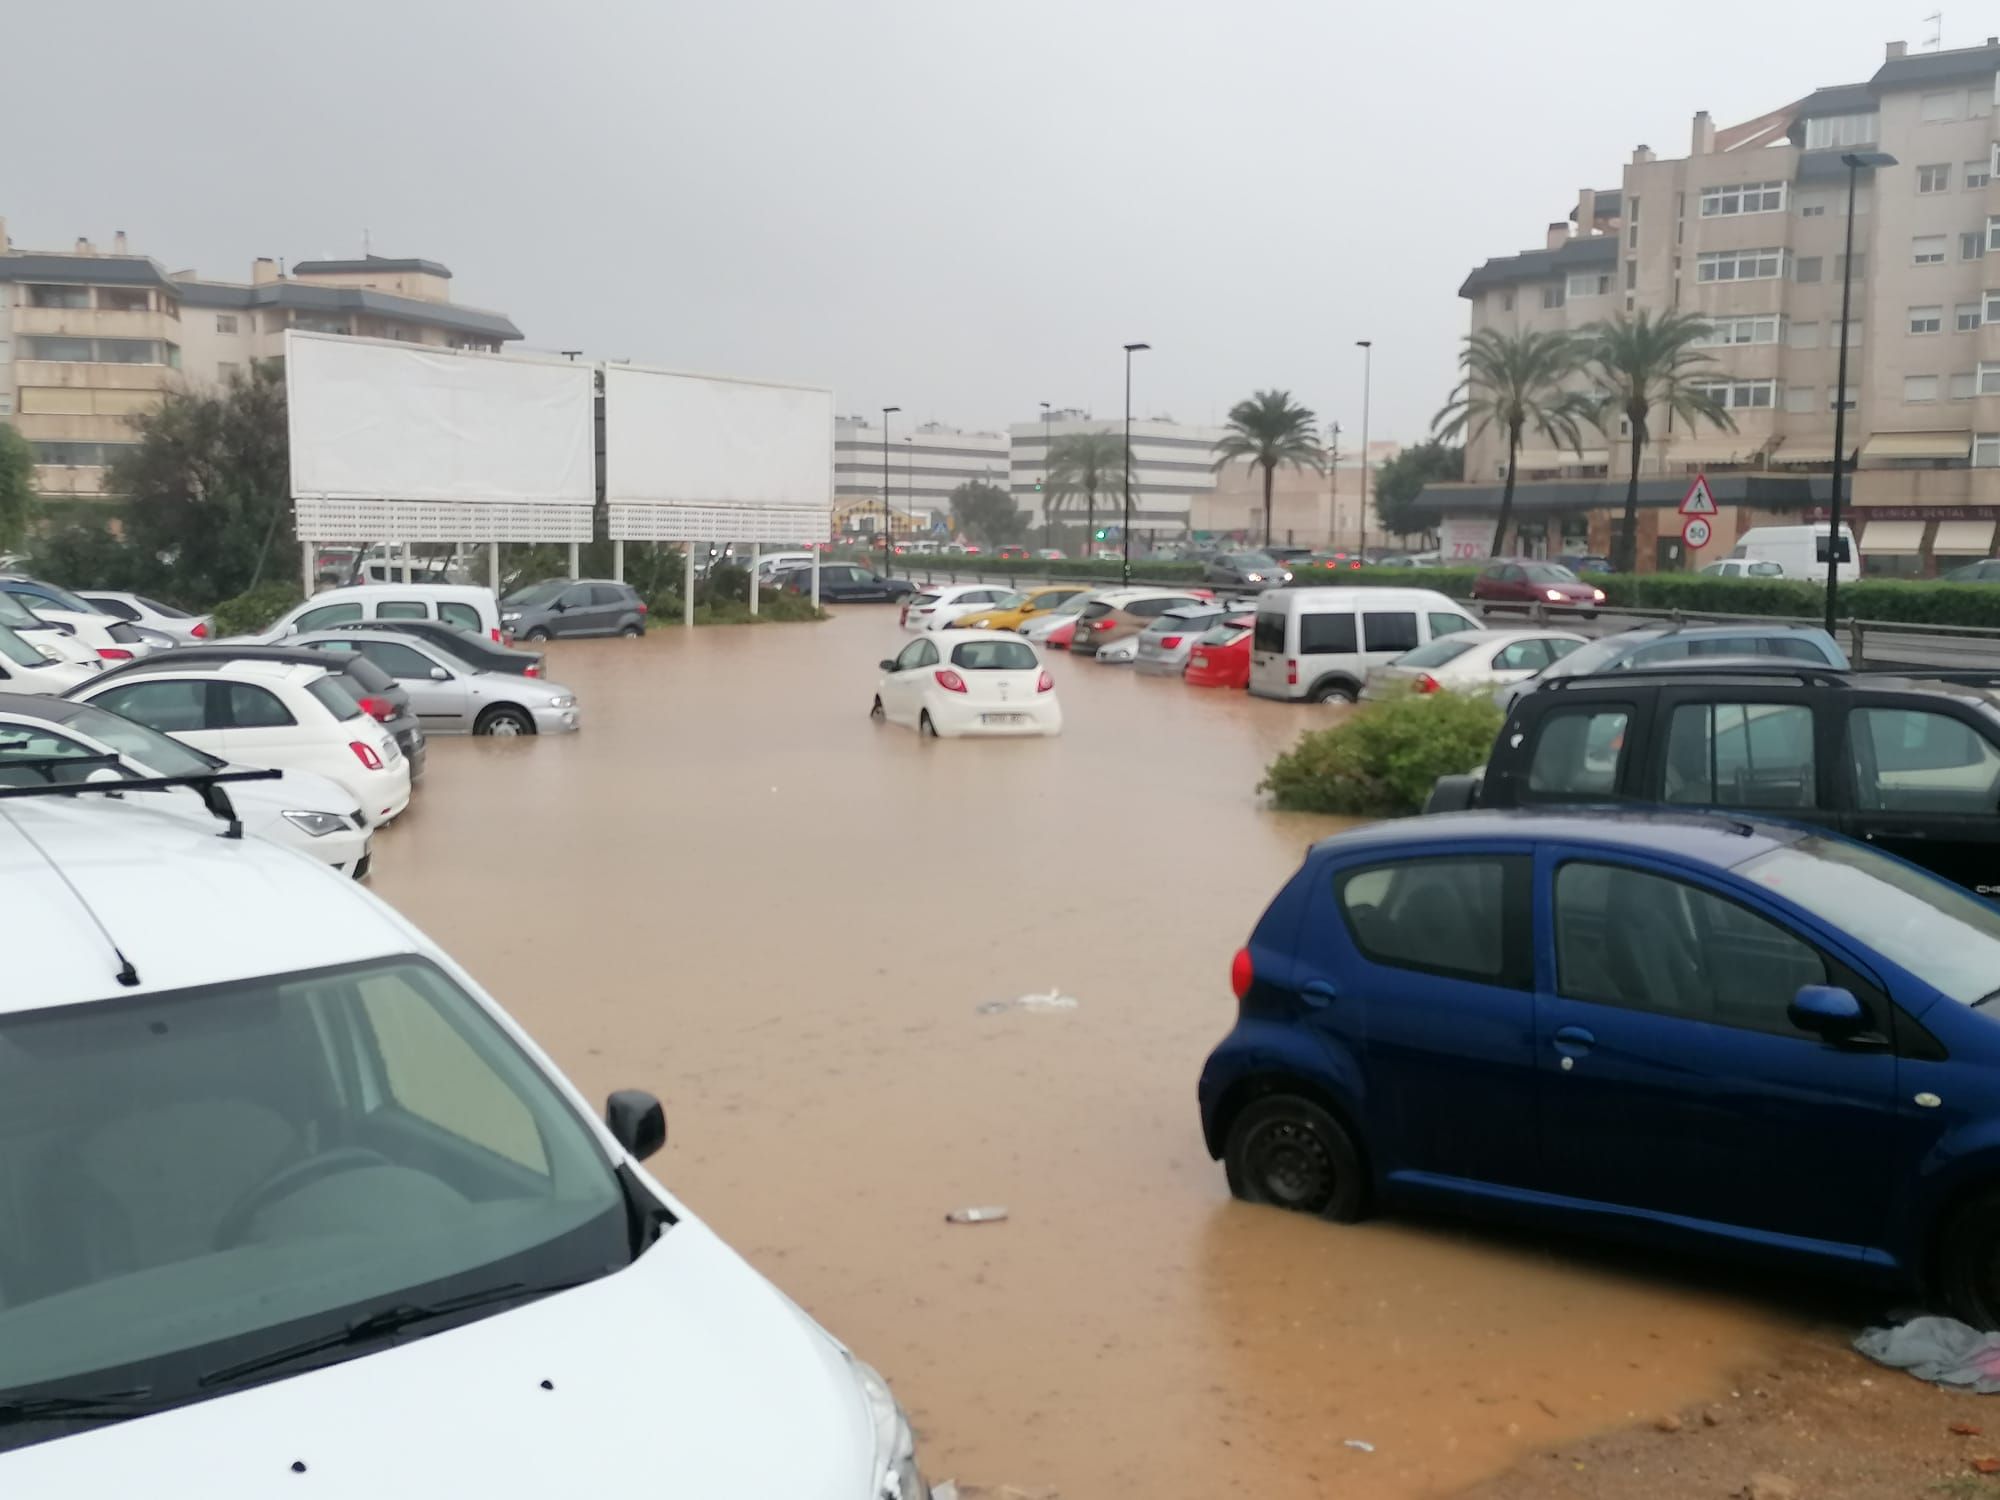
(1199, 810, 2000, 1323)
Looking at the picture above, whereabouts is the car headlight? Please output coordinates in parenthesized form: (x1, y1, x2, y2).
(501, 611, 521, 623)
(1544, 588, 1565, 602)
(546, 694, 576, 708)
(850, 1357, 925, 1500)
(1592, 588, 1606, 602)
(282, 810, 350, 837)
(1245, 572, 1264, 582)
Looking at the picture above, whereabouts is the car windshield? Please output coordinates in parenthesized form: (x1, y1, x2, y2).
(1738, 836, 2000, 1006)
(59, 703, 222, 776)
(0, 592, 45, 631)
(503, 581, 567, 608)
(951, 639, 1038, 670)
(0, 623, 51, 670)
(0, 957, 630, 1443)
(1523, 564, 1579, 583)
(1233, 552, 1278, 568)
(1047, 593, 1092, 617)
(33, 583, 97, 614)
(991, 592, 1029, 609)
(1393, 636, 1481, 668)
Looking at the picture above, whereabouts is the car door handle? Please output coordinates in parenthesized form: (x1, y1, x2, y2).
(1553, 1025, 1595, 1056)
(1299, 979, 1338, 1009)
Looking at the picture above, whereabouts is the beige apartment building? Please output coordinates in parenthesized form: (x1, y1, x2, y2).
(1435, 38, 2000, 573)
(1193, 440, 1402, 547)
(0, 217, 521, 499)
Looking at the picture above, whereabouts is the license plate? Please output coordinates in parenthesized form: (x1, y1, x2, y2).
(981, 713, 1027, 725)
(1191, 654, 1208, 667)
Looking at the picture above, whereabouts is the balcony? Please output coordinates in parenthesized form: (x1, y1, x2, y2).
(13, 361, 176, 392)
(13, 306, 180, 342)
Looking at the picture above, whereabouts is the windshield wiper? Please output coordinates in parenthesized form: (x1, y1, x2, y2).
(197, 1278, 594, 1391)
(0, 1386, 156, 1426)
(1975, 989, 2000, 1010)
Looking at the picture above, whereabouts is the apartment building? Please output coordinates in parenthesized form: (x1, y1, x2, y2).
(833, 416, 1008, 536)
(1193, 439, 1402, 546)
(1438, 39, 2000, 573)
(1007, 412, 1225, 538)
(0, 219, 521, 498)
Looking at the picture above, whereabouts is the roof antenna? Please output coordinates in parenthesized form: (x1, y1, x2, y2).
(1925, 10, 1943, 49)
(362, 225, 371, 256)
(0, 807, 140, 986)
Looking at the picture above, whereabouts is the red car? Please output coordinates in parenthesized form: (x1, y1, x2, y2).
(1183, 612, 1254, 688)
(1045, 618, 1077, 651)
(1471, 559, 1605, 613)
(996, 544, 1030, 560)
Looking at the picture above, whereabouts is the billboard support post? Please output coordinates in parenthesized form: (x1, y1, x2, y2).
(684, 548, 696, 629)
(568, 542, 579, 578)
(749, 544, 761, 616)
(489, 542, 499, 593)
(613, 539, 624, 583)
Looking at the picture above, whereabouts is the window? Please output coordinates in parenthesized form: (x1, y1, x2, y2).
(91, 679, 210, 734)
(1952, 372, 1978, 400)
(1829, 386, 1860, 411)
(1837, 253, 1867, 281)
(1989, 217, 2000, 253)
(1788, 321, 1821, 349)
(1910, 305, 1944, 334)
(1804, 112, 1879, 149)
(353, 641, 439, 678)
(1798, 194, 1829, 218)
(26, 284, 91, 309)
(1850, 707, 2000, 814)
(19, 336, 169, 364)
(1691, 379, 1777, 410)
(1835, 319, 1863, 346)
(1252, 612, 1285, 654)
(1542, 283, 1565, 309)
(1696, 314, 1781, 346)
(1625, 259, 1637, 290)
(438, 602, 482, 632)
(96, 288, 150, 313)
(1360, 611, 1418, 653)
(28, 441, 131, 467)
(1966, 231, 1989, 261)
(1919, 163, 1953, 193)
(224, 683, 295, 729)
(1907, 375, 1941, 403)
(1697, 247, 1785, 282)
(1554, 862, 1825, 1035)
(1494, 639, 1558, 672)
(1784, 385, 1816, 413)
(376, 601, 428, 620)
(892, 638, 930, 671)
(1960, 303, 1984, 332)
(1916, 236, 1949, 265)
(1664, 703, 1816, 809)
(1795, 256, 1822, 284)
(951, 639, 1038, 671)
(1298, 611, 1357, 655)
(1699, 181, 1786, 217)
(1975, 434, 2000, 466)
(215, 314, 238, 334)
(83, 596, 140, 622)
(1500, 291, 1514, 311)
(294, 602, 365, 631)
(589, 585, 628, 608)
(1335, 858, 1524, 986)
(216, 361, 240, 383)
(1971, 160, 1994, 189)
(1979, 363, 2000, 395)
(1429, 611, 1475, 639)
(1922, 89, 1968, 122)
(1567, 272, 1609, 297)
(1527, 708, 1630, 797)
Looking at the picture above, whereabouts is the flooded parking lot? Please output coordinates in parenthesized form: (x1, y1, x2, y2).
(372, 607, 1811, 1497)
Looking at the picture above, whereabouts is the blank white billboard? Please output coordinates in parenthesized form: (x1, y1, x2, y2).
(287, 331, 594, 506)
(603, 365, 833, 508)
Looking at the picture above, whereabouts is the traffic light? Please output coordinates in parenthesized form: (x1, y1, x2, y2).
(1033, 481, 1042, 492)
(1093, 528, 1106, 540)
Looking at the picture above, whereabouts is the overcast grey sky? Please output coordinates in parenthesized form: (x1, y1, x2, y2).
(1, 0, 1942, 444)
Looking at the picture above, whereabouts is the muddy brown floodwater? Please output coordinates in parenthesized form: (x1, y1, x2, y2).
(372, 607, 1811, 1498)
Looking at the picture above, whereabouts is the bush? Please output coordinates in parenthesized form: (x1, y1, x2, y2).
(210, 582, 303, 637)
(642, 586, 824, 626)
(1259, 693, 1503, 817)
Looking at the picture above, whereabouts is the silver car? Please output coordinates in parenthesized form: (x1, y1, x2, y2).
(1133, 604, 1228, 677)
(290, 629, 581, 736)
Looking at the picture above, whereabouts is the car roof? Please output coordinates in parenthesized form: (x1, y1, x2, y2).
(294, 627, 446, 651)
(2, 796, 414, 1012)
(1309, 807, 1808, 868)
(91, 646, 365, 679)
(88, 658, 327, 687)
(1600, 621, 1830, 642)
(1267, 586, 1465, 606)
(930, 628, 1040, 645)
(301, 583, 494, 603)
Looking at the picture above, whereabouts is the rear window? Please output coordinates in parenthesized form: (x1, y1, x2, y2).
(951, 640, 1038, 671)
(439, 601, 482, 633)
(1079, 602, 1114, 620)
(306, 675, 365, 721)
(1253, 612, 1286, 653)
(1394, 636, 1480, 668)
(911, 593, 941, 607)
(1197, 622, 1250, 645)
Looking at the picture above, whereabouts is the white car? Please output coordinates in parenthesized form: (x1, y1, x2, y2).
(247, 583, 505, 645)
(0, 592, 101, 669)
(0, 794, 928, 1497)
(76, 590, 213, 643)
(0, 577, 162, 664)
(872, 629, 1062, 737)
(68, 659, 412, 826)
(0, 624, 95, 695)
(1699, 558, 1787, 579)
(1093, 635, 1141, 664)
(0, 693, 371, 877)
(1361, 628, 1589, 700)
(900, 584, 1015, 633)
(748, 551, 817, 585)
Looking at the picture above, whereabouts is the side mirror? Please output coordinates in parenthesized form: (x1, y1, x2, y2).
(429, 665, 450, 681)
(878, 659, 898, 672)
(1788, 984, 1866, 1041)
(605, 1089, 666, 1161)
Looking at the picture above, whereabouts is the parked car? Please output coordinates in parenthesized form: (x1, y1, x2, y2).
(1203, 551, 1293, 588)
(1198, 807, 2000, 1326)
(1070, 589, 1210, 659)
(1940, 558, 2000, 583)
(1729, 524, 1861, 583)
(0, 693, 371, 877)
(1700, 558, 1787, 579)
(995, 545, 1031, 561)
(251, 583, 505, 645)
(747, 551, 818, 586)
(872, 631, 1060, 738)
(1430, 661, 2000, 897)
(1558, 553, 1615, 575)
(1184, 613, 1256, 689)
(1036, 548, 1068, 560)
(500, 579, 647, 640)
(1290, 551, 1366, 577)
(1492, 622, 1849, 713)
(1017, 592, 1096, 644)
(294, 630, 581, 737)
(1470, 559, 1606, 613)
(1134, 604, 1229, 677)
(68, 659, 412, 826)
(0, 577, 159, 662)
(0, 788, 929, 1493)
(1249, 587, 1481, 703)
(772, 563, 913, 603)
(321, 618, 546, 677)
(0, 591, 100, 670)
(0, 623, 94, 696)
(74, 591, 213, 642)
(1360, 629, 1586, 701)
(901, 584, 1015, 632)
(953, 586, 1088, 631)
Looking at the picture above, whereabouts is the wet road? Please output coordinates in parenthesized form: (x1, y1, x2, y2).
(372, 609, 1808, 1498)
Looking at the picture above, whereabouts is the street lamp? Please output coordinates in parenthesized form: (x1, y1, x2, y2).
(1355, 340, 1374, 560)
(1122, 342, 1150, 584)
(1826, 151, 1895, 631)
(880, 405, 900, 566)
(904, 436, 914, 539)
(1039, 401, 1053, 551)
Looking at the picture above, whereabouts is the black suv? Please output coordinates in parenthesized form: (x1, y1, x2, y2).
(1427, 663, 2000, 895)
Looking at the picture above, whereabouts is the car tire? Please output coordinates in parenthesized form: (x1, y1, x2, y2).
(1223, 1095, 1367, 1223)
(1938, 1189, 2000, 1329)
(1308, 681, 1356, 705)
(1581, 610, 1599, 621)
(919, 710, 939, 739)
(870, 695, 885, 721)
(524, 627, 552, 643)
(476, 705, 536, 737)
(620, 623, 644, 637)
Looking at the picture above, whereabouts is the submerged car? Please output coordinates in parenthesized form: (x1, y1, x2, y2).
(1184, 613, 1255, 689)
(872, 630, 1061, 737)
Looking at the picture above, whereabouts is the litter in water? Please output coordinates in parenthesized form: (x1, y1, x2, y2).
(1855, 1316, 2000, 1393)
(946, 1206, 1009, 1225)
(976, 989, 1079, 1015)
(1343, 1439, 1375, 1453)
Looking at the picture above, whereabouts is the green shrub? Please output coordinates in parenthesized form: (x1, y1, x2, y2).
(1595, 572, 1823, 617)
(210, 582, 304, 637)
(1259, 693, 1503, 817)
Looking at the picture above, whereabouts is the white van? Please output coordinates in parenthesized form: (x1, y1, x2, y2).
(248, 584, 506, 645)
(1727, 524, 1860, 583)
(1249, 587, 1481, 703)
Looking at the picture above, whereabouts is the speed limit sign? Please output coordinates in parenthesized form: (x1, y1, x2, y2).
(1683, 515, 1713, 549)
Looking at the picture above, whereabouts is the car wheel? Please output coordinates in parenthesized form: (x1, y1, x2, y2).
(620, 623, 644, 637)
(524, 627, 552, 643)
(1581, 610, 1599, 621)
(919, 710, 939, 739)
(1308, 681, 1356, 705)
(1223, 1095, 1366, 1222)
(476, 705, 536, 737)
(1938, 1189, 2000, 1329)
(870, 695, 885, 722)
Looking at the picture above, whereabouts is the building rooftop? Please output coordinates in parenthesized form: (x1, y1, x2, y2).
(290, 254, 452, 279)
(1458, 234, 1618, 298)
(0, 253, 175, 288)
(174, 279, 520, 340)
(1873, 39, 2000, 91)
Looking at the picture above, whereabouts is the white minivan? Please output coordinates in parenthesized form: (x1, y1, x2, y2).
(246, 584, 506, 645)
(1249, 586, 1481, 703)
(1726, 524, 1861, 583)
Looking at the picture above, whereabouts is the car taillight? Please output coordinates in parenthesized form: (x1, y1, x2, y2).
(98, 647, 133, 661)
(899, 605, 910, 625)
(1414, 673, 1441, 694)
(191, 621, 209, 638)
(1230, 946, 1253, 1002)
(934, 669, 967, 692)
(350, 741, 384, 770)
(525, 664, 539, 677)
(1286, 658, 1298, 686)
(358, 694, 396, 722)
(1160, 636, 1183, 649)
(1037, 670, 1054, 693)
(1093, 618, 1116, 631)
(637, 601, 649, 615)
(491, 628, 502, 642)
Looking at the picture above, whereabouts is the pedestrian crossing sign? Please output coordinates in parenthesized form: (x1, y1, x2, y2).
(1680, 473, 1718, 516)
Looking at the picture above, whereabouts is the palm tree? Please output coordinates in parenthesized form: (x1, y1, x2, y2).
(1210, 390, 1325, 547)
(1043, 430, 1126, 552)
(1432, 328, 1591, 559)
(1578, 311, 1733, 573)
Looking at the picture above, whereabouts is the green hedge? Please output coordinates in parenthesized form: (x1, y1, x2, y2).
(1259, 694, 1505, 816)
(210, 582, 303, 637)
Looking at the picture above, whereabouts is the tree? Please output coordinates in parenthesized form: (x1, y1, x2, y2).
(1578, 311, 1732, 573)
(1432, 329, 1591, 559)
(1043, 431, 1127, 551)
(0, 424, 36, 553)
(1371, 439, 1462, 540)
(949, 479, 1026, 549)
(1210, 390, 1325, 548)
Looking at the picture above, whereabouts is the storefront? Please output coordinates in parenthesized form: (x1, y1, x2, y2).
(1804, 506, 2000, 577)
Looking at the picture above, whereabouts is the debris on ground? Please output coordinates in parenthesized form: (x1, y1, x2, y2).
(975, 989, 1079, 1015)
(1653, 1413, 1683, 1433)
(945, 1206, 1008, 1225)
(1740, 1475, 1796, 1500)
(1855, 1315, 2000, 1393)
(1343, 1439, 1375, 1453)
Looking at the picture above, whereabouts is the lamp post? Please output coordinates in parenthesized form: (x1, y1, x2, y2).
(1039, 401, 1053, 551)
(1122, 342, 1150, 584)
(880, 405, 900, 568)
(1355, 340, 1373, 559)
(1827, 151, 1894, 631)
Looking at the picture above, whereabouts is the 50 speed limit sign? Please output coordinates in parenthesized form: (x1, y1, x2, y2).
(1682, 515, 1713, 549)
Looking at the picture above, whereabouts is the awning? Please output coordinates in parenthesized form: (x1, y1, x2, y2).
(1859, 519, 1925, 553)
(1769, 441, 1853, 466)
(1859, 430, 1973, 461)
(1661, 438, 1767, 465)
(1933, 519, 1998, 553)
(1518, 448, 1608, 467)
